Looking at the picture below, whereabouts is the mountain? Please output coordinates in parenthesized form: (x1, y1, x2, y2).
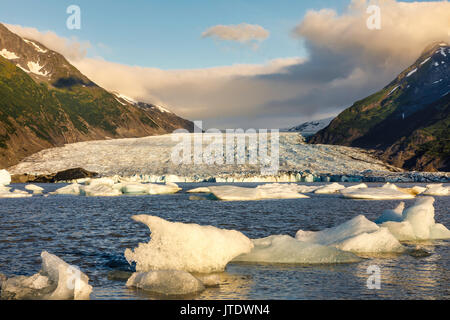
(284, 117, 334, 137)
(0, 23, 194, 168)
(310, 42, 450, 172)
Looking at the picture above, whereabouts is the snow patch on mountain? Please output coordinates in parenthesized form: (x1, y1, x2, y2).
(285, 117, 334, 136)
(27, 61, 48, 76)
(0, 48, 19, 59)
(23, 39, 47, 53)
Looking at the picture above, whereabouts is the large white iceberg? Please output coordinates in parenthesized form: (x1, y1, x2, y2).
(1, 251, 92, 300)
(381, 197, 450, 241)
(295, 215, 404, 253)
(207, 184, 308, 201)
(126, 270, 205, 296)
(124, 215, 254, 273)
(0, 169, 11, 186)
(232, 235, 361, 264)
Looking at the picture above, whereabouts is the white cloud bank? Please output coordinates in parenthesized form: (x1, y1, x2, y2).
(5, 0, 450, 129)
(202, 23, 270, 43)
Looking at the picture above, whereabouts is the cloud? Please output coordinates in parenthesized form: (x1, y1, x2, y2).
(5, 24, 91, 61)
(202, 23, 270, 43)
(5, 1, 450, 129)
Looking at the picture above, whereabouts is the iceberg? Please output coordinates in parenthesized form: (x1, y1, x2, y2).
(422, 184, 449, 196)
(79, 184, 122, 197)
(340, 183, 416, 200)
(314, 183, 345, 194)
(52, 183, 81, 195)
(0, 188, 32, 198)
(124, 215, 254, 273)
(1, 251, 92, 300)
(232, 235, 361, 264)
(187, 187, 212, 193)
(207, 184, 309, 201)
(0, 169, 11, 185)
(381, 197, 450, 241)
(146, 182, 181, 195)
(85, 177, 116, 186)
(126, 270, 205, 296)
(25, 184, 44, 194)
(295, 215, 404, 253)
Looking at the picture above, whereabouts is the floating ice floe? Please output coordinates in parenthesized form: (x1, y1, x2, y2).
(233, 235, 361, 264)
(126, 270, 205, 296)
(380, 197, 450, 241)
(295, 215, 405, 253)
(0, 251, 92, 300)
(124, 215, 254, 273)
(0, 169, 11, 185)
(314, 182, 345, 194)
(25, 184, 44, 194)
(79, 184, 122, 197)
(421, 184, 449, 196)
(340, 183, 416, 200)
(207, 184, 309, 201)
(187, 187, 212, 193)
(0, 188, 32, 198)
(51, 183, 81, 195)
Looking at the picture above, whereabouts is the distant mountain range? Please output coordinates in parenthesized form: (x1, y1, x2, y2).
(0, 23, 194, 168)
(311, 42, 450, 172)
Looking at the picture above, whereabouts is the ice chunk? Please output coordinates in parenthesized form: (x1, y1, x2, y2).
(52, 183, 81, 195)
(422, 184, 449, 196)
(233, 235, 361, 264)
(1, 251, 92, 300)
(124, 215, 254, 273)
(207, 184, 308, 201)
(295, 185, 321, 193)
(25, 184, 44, 194)
(146, 182, 181, 195)
(340, 186, 415, 200)
(314, 183, 345, 194)
(381, 197, 450, 240)
(121, 183, 149, 194)
(375, 202, 405, 224)
(344, 183, 368, 190)
(126, 270, 205, 296)
(334, 228, 404, 253)
(0, 188, 32, 198)
(86, 177, 116, 186)
(79, 184, 122, 197)
(0, 169, 11, 185)
(296, 215, 404, 253)
(187, 187, 212, 193)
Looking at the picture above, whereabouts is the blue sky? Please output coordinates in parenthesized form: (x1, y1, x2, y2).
(0, 0, 354, 69)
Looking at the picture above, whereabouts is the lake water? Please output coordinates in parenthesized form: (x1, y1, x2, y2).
(0, 182, 448, 300)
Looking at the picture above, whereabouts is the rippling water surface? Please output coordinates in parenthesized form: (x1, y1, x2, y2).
(0, 182, 448, 300)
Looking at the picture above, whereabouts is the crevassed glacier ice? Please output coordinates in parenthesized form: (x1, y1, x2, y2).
(381, 197, 450, 241)
(0, 169, 11, 185)
(124, 215, 254, 273)
(1, 251, 92, 300)
(207, 184, 308, 201)
(126, 270, 205, 296)
(295, 215, 404, 253)
(232, 235, 361, 264)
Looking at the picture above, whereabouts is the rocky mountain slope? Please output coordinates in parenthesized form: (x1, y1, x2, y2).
(310, 42, 450, 172)
(0, 23, 194, 168)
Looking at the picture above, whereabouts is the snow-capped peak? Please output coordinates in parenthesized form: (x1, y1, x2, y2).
(112, 92, 137, 105)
